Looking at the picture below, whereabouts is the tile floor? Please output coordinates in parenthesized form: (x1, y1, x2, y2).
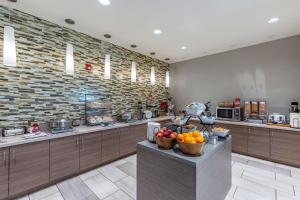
(17, 153, 300, 200)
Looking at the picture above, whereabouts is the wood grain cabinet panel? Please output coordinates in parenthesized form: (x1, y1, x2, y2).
(0, 148, 9, 200)
(247, 127, 270, 159)
(271, 129, 300, 166)
(120, 127, 136, 157)
(9, 141, 49, 196)
(79, 132, 102, 171)
(217, 123, 248, 154)
(102, 129, 120, 163)
(134, 124, 147, 143)
(50, 136, 79, 181)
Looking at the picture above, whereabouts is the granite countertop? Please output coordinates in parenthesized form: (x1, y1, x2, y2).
(0, 116, 172, 148)
(190, 118, 300, 132)
(137, 136, 231, 167)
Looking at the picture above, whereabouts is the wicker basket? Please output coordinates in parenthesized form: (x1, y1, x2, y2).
(178, 141, 205, 155)
(155, 136, 176, 149)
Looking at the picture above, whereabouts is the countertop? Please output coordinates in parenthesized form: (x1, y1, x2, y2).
(137, 136, 232, 167)
(0, 116, 172, 148)
(190, 118, 300, 132)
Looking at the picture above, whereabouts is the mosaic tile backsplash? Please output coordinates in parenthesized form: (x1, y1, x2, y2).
(0, 6, 169, 127)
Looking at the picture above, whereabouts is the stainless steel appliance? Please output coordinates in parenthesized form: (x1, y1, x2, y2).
(290, 102, 299, 113)
(216, 107, 243, 121)
(2, 127, 26, 137)
(49, 118, 75, 134)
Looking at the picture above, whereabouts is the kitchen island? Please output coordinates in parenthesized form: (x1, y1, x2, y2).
(137, 136, 232, 200)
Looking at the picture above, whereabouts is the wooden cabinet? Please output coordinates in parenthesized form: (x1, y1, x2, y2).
(0, 148, 9, 200)
(120, 126, 136, 157)
(102, 129, 120, 163)
(217, 123, 248, 154)
(9, 141, 49, 196)
(247, 127, 270, 159)
(134, 124, 147, 143)
(50, 136, 79, 181)
(79, 132, 102, 171)
(271, 129, 300, 166)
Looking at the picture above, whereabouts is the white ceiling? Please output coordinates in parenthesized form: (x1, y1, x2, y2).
(1, 0, 300, 63)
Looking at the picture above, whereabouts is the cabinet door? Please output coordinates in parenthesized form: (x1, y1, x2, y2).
(217, 123, 248, 154)
(248, 127, 270, 158)
(102, 129, 120, 163)
(0, 148, 8, 199)
(134, 124, 147, 143)
(9, 141, 49, 196)
(50, 136, 79, 181)
(120, 127, 136, 157)
(80, 132, 102, 171)
(271, 129, 300, 166)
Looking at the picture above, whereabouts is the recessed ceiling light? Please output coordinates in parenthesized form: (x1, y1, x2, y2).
(268, 17, 280, 24)
(165, 58, 170, 61)
(181, 46, 187, 50)
(98, 0, 110, 6)
(150, 52, 156, 55)
(153, 29, 162, 35)
(65, 19, 75, 25)
(130, 44, 137, 48)
(104, 34, 111, 39)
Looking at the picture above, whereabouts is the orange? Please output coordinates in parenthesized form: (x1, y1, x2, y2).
(177, 134, 184, 142)
(184, 136, 194, 143)
(192, 131, 200, 137)
(195, 137, 204, 143)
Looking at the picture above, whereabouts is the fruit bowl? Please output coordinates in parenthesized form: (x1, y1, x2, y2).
(155, 136, 176, 149)
(178, 141, 205, 155)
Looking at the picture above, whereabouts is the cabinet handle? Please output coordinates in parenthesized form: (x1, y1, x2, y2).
(76, 137, 79, 147)
(12, 150, 16, 165)
(3, 151, 6, 167)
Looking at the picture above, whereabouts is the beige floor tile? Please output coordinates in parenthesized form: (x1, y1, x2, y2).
(57, 177, 95, 200)
(227, 185, 237, 197)
(111, 159, 127, 167)
(29, 185, 59, 200)
(234, 187, 272, 200)
(232, 164, 244, 177)
(239, 154, 275, 166)
(232, 155, 248, 164)
(115, 176, 136, 200)
(38, 192, 64, 200)
(244, 167, 275, 180)
(104, 190, 133, 200)
(117, 162, 137, 178)
(84, 174, 118, 199)
(17, 196, 29, 200)
(292, 171, 300, 180)
(277, 191, 300, 200)
(242, 170, 294, 195)
(276, 163, 300, 172)
(98, 164, 128, 182)
(277, 173, 300, 187)
(124, 154, 136, 164)
(224, 196, 235, 200)
(232, 176, 276, 199)
(295, 186, 300, 197)
(80, 169, 100, 181)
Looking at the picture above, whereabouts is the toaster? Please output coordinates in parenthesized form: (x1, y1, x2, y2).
(2, 127, 26, 137)
(290, 113, 300, 128)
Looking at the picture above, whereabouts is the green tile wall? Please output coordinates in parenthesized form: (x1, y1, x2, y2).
(0, 6, 169, 126)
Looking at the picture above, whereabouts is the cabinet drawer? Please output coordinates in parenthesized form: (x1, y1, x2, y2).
(102, 129, 120, 163)
(248, 127, 270, 158)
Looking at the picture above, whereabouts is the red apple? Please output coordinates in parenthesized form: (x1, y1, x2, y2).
(157, 132, 163, 138)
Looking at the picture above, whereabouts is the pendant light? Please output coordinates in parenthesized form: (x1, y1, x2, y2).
(166, 71, 170, 88)
(104, 54, 111, 79)
(150, 67, 155, 85)
(3, 7, 16, 67)
(131, 61, 137, 82)
(66, 43, 74, 75)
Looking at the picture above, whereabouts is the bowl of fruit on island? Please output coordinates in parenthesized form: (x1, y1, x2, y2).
(176, 131, 206, 155)
(155, 128, 178, 149)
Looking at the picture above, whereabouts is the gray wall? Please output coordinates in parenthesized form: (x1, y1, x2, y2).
(170, 35, 300, 115)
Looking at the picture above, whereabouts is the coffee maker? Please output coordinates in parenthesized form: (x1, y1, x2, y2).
(290, 102, 299, 113)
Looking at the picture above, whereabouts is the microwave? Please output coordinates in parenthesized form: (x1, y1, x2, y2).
(216, 107, 243, 121)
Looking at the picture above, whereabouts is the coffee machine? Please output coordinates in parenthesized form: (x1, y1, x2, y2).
(290, 102, 300, 128)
